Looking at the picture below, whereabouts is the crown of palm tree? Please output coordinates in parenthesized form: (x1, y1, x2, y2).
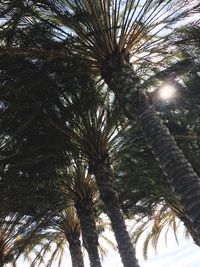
(51, 206, 81, 237)
(2, 1, 199, 73)
(2, 1, 199, 86)
(39, 0, 199, 77)
(57, 163, 99, 204)
(49, 88, 123, 166)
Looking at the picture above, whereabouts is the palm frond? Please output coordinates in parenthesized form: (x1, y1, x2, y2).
(131, 205, 181, 259)
(47, 0, 199, 73)
(2, 0, 199, 74)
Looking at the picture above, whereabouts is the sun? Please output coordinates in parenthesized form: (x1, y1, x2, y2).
(159, 85, 176, 100)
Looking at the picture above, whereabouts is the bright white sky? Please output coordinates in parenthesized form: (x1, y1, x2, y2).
(12, 222, 200, 267)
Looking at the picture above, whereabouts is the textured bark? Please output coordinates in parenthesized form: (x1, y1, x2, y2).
(0, 252, 4, 267)
(75, 202, 102, 267)
(140, 97, 200, 236)
(109, 65, 200, 238)
(178, 214, 200, 246)
(92, 160, 139, 267)
(68, 233, 85, 267)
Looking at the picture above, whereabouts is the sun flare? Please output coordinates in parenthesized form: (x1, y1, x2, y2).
(159, 85, 176, 100)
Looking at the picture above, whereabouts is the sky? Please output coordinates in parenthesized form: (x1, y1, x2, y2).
(13, 222, 200, 267)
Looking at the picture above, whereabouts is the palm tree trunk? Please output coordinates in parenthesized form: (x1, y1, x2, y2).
(0, 257, 3, 267)
(178, 214, 200, 246)
(109, 65, 200, 238)
(92, 159, 139, 267)
(139, 95, 200, 237)
(68, 233, 85, 267)
(75, 201, 102, 267)
(0, 253, 4, 267)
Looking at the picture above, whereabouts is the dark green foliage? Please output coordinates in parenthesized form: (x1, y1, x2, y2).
(0, 23, 95, 216)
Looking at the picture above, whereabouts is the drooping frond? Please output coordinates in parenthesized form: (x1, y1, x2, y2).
(131, 205, 182, 259)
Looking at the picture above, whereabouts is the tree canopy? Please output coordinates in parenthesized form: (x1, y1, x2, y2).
(0, 1, 200, 266)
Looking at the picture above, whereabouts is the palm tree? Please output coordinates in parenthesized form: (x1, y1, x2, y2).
(50, 91, 139, 267)
(49, 207, 84, 267)
(27, 206, 84, 267)
(61, 208, 84, 267)
(26, 0, 200, 243)
(25, 163, 117, 267)
(58, 163, 102, 267)
(27, 205, 116, 267)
